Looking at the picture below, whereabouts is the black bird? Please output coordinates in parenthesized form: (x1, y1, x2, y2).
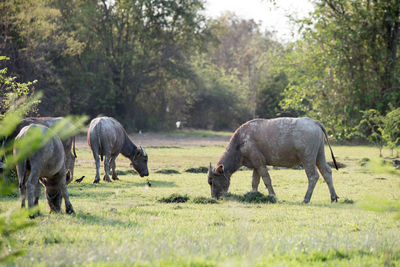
(75, 176, 85, 183)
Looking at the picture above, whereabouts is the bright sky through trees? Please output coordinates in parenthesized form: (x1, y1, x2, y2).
(205, 0, 314, 41)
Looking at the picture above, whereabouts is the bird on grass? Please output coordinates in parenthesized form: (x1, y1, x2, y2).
(75, 176, 85, 183)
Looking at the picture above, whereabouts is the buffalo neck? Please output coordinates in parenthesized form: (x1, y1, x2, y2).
(120, 132, 137, 158)
(217, 134, 242, 177)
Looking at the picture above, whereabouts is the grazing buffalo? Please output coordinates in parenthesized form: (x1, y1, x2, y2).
(14, 124, 74, 214)
(207, 117, 339, 203)
(0, 117, 77, 184)
(87, 116, 149, 183)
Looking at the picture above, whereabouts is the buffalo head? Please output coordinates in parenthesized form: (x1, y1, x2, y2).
(130, 146, 149, 177)
(208, 163, 230, 199)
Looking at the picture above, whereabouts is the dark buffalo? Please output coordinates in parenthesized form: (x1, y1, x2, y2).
(14, 124, 74, 214)
(87, 116, 149, 183)
(1, 117, 77, 184)
(208, 117, 339, 203)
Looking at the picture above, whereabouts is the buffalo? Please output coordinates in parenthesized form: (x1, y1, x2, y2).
(14, 124, 74, 214)
(208, 117, 339, 203)
(87, 116, 149, 183)
(1, 117, 77, 184)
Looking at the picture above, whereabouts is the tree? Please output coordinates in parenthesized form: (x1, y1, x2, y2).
(187, 54, 249, 130)
(279, 0, 400, 139)
(355, 109, 385, 156)
(203, 13, 286, 122)
(55, 0, 208, 130)
(0, 0, 84, 115)
(382, 107, 400, 156)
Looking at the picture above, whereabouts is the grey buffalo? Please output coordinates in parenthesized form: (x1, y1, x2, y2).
(1, 117, 77, 184)
(14, 124, 74, 214)
(87, 116, 149, 183)
(207, 117, 339, 203)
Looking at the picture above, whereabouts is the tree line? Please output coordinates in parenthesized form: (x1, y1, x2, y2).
(1, 0, 399, 145)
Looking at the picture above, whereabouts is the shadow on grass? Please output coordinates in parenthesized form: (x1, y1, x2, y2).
(130, 180, 177, 188)
(278, 199, 355, 209)
(74, 211, 134, 227)
(116, 170, 138, 176)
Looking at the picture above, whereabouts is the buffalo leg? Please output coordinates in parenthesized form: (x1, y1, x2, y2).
(103, 154, 112, 182)
(257, 166, 276, 196)
(317, 159, 339, 202)
(33, 182, 41, 205)
(91, 149, 101, 183)
(25, 170, 40, 209)
(252, 169, 260, 191)
(303, 163, 320, 203)
(20, 185, 26, 208)
(66, 151, 75, 184)
(60, 182, 74, 214)
(110, 157, 119, 181)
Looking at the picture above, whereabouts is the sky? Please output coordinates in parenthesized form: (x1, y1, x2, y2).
(204, 0, 314, 41)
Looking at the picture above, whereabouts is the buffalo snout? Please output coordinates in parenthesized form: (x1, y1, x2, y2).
(140, 170, 149, 177)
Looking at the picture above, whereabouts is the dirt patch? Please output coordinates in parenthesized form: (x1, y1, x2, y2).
(76, 132, 229, 148)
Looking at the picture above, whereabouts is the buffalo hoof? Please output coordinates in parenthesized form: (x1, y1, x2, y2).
(112, 176, 119, 181)
(302, 199, 310, 204)
(93, 179, 100, 184)
(331, 195, 339, 203)
(29, 210, 41, 219)
(66, 208, 75, 214)
(103, 176, 112, 182)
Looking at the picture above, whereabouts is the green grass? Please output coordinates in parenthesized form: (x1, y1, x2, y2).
(1, 144, 400, 266)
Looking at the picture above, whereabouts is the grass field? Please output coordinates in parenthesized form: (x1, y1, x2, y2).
(1, 140, 400, 266)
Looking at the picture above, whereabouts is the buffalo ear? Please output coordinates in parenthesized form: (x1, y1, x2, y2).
(215, 164, 224, 175)
(134, 148, 141, 158)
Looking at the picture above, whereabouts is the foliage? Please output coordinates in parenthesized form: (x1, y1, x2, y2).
(279, 0, 400, 139)
(0, 73, 39, 263)
(0, 57, 39, 117)
(205, 13, 287, 121)
(1, 3, 290, 131)
(355, 109, 385, 155)
(382, 107, 400, 156)
(0, 208, 36, 263)
(188, 54, 250, 130)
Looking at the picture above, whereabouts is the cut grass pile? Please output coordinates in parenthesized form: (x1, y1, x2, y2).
(185, 166, 208, 173)
(158, 193, 189, 203)
(191, 196, 218, 204)
(222, 191, 277, 204)
(158, 194, 218, 204)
